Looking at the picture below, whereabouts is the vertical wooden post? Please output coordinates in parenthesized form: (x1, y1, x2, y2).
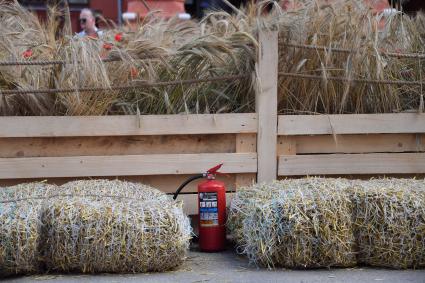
(256, 26, 278, 183)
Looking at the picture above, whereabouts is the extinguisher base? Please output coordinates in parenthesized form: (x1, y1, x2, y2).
(199, 247, 226, 253)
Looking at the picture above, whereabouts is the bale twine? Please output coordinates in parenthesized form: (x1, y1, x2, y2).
(41, 179, 191, 273)
(351, 178, 425, 269)
(0, 183, 56, 277)
(228, 178, 357, 268)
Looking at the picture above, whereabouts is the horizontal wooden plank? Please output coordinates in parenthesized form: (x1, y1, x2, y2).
(0, 114, 257, 137)
(0, 174, 237, 194)
(0, 153, 257, 179)
(279, 113, 425, 135)
(0, 174, 238, 193)
(0, 134, 236, 158)
(279, 153, 425, 176)
(278, 134, 425, 154)
(177, 193, 235, 215)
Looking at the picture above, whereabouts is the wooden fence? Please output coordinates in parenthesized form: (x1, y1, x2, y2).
(1, 28, 425, 214)
(278, 113, 425, 176)
(0, 114, 258, 214)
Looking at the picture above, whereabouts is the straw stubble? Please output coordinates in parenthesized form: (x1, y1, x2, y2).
(0, 183, 56, 277)
(228, 178, 357, 268)
(0, 179, 192, 276)
(351, 178, 425, 268)
(229, 177, 425, 269)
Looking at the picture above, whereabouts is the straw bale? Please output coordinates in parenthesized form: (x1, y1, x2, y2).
(41, 179, 191, 273)
(228, 178, 357, 268)
(351, 178, 425, 268)
(0, 182, 56, 277)
(56, 179, 170, 203)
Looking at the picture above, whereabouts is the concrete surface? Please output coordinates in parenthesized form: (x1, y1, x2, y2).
(4, 247, 425, 283)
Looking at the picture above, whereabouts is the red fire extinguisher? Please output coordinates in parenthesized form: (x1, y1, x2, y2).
(173, 163, 226, 252)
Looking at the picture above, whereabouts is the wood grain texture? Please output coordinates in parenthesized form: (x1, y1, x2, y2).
(0, 114, 257, 137)
(0, 134, 236, 158)
(278, 134, 425, 154)
(279, 113, 425, 135)
(256, 27, 278, 182)
(0, 153, 257, 179)
(279, 153, 425, 176)
(235, 133, 257, 188)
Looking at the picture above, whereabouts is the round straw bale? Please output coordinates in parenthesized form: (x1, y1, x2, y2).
(228, 178, 357, 268)
(351, 178, 425, 269)
(0, 182, 56, 277)
(41, 180, 191, 273)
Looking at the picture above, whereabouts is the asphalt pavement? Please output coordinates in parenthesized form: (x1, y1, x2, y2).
(4, 247, 425, 283)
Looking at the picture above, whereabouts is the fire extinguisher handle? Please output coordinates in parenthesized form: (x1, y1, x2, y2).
(173, 174, 204, 200)
(207, 163, 223, 174)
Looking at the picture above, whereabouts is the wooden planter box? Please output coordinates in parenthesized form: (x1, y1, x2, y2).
(1, 29, 425, 214)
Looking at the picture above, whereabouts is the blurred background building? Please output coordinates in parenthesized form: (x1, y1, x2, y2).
(17, 0, 241, 32)
(16, 0, 401, 33)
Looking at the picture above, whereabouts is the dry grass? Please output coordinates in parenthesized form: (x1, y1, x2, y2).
(0, 1, 59, 115)
(1, 0, 425, 115)
(277, 0, 425, 114)
(114, 12, 257, 114)
(55, 38, 116, 115)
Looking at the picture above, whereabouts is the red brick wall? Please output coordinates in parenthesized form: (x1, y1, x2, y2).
(365, 0, 391, 13)
(91, 0, 126, 23)
(26, 0, 129, 33)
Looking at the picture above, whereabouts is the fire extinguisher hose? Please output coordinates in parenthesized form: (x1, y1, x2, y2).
(173, 174, 204, 200)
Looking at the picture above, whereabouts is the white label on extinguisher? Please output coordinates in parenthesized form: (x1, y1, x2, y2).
(199, 192, 219, 227)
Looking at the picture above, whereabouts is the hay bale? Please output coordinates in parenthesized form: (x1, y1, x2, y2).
(228, 178, 356, 268)
(0, 182, 56, 277)
(351, 178, 425, 268)
(41, 179, 191, 273)
(56, 179, 170, 203)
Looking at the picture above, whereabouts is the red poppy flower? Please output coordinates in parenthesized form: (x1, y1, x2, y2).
(22, 49, 33, 58)
(114, 33, 123, 42)
(103, 43, 113, 50)
(130, 67, 138, 78)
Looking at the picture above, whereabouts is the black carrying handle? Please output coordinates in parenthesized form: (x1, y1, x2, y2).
(173, 174, 204, 200)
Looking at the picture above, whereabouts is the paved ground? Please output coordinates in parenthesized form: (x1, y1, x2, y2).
(5, 247, 425, 283)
